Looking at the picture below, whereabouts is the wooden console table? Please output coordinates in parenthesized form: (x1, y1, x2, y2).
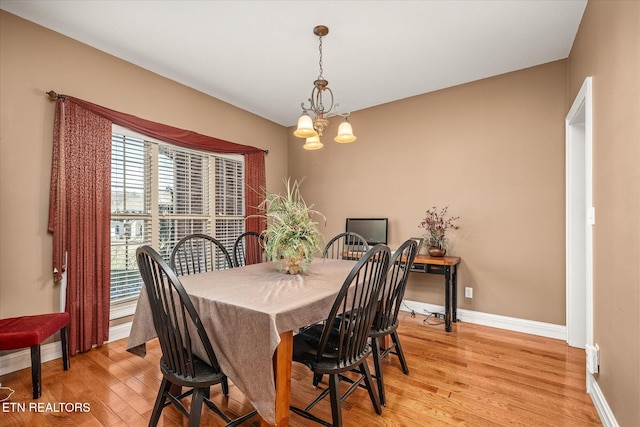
(409, 255, 461, 332)
(345, 250, 461, 332)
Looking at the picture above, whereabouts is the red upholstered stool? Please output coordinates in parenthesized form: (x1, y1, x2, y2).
(0, 313, 70, 398)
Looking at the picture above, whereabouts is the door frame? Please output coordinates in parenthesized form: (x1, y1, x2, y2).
(565, 76, 593, 349)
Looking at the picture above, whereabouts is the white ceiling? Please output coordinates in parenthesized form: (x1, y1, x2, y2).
(1, 0, 587, 127)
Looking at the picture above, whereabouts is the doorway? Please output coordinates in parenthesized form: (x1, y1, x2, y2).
(565, 77, 593, 349)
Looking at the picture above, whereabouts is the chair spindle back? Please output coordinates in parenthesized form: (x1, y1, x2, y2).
(137, 245, 221, 379)
(316, 244, 391, 366)
(232, 231, 267, 267)
(373, 239, 418, 334)
(323, 231, 370, 261)
(170, 233, 233, 276)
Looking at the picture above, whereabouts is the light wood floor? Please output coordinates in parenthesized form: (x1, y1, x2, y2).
(0, 312, 601, 426)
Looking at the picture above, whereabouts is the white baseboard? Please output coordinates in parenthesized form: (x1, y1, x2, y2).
(587, 373, 620, 427)
(401, 299, 567, 339)
(1, 307, 616, 427)
(0, 322, 133, 376)
(0, 342, 63, 376)
(108, 321, 133, 342)
(1, 302, 566, 374)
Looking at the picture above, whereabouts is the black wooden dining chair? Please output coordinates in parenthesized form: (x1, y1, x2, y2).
(322, 231, 369, 261)
(291, 244, 391, 427)
(232, 231, 266, 267)
(136, 245, 257, 427)
(311, 239, 419, 400)
(170, 233, 234, 276)
(308, 231, 370, 385)
(369, 238, 418, 405)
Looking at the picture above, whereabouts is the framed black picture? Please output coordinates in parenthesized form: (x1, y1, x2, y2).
(345, 218, 388, 245)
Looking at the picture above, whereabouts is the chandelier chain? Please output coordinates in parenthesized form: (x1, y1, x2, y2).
(317, 35, 324, 80)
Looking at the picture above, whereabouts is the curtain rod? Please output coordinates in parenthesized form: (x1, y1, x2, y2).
(46, 90, 65, 100)
(45, 90, 268, 154)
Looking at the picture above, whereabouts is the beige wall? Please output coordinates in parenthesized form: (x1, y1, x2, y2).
(2, 2, 639, 424)
(567, 1, 640, 425)
(288, 3, 640, 422)
(0, 11, 288, 319)
(289, 60, 568, 325)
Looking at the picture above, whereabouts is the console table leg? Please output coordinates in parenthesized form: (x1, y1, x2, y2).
(444, 266, 452, 332)
(452, 265, 458, 323)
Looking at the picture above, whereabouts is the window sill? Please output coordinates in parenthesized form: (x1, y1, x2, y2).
(110, 300, 137, 320)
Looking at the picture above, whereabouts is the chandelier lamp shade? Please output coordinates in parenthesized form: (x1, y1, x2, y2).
(294, 25, 356, 150)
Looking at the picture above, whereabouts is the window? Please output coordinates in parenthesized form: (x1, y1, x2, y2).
(110, 126, 244, 313)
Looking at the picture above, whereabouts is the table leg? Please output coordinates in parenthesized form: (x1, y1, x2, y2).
(452, 265, 458, 323)
(444, 266, 452, 332)
(260, 331, 293, 427)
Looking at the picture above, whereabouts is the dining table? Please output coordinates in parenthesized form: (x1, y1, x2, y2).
(126, 257, 358, 426)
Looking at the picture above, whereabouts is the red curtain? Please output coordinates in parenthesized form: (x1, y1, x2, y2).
(62, 96, 267, 235)
(65, 97, 263, 155)
(244, 151, 267, 234)
(48, 96, 267, 352)
(48, 99, 111, 354)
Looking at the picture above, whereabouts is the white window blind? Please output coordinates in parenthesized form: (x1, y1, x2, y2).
(214, 156, 245, 251)
(157, 145, 212, 260)
(110, 128, 244, 308)
(111, 134, 151, 303)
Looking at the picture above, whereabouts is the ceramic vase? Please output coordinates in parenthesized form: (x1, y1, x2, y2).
(427, 246, 446, 257)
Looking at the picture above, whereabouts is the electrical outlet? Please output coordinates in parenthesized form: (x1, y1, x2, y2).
(465, 287, 473, 298)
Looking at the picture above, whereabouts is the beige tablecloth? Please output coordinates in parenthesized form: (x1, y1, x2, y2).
(126, 257, 356, 424)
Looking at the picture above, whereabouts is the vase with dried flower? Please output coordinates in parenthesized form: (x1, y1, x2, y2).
(418, 206, 460, 257)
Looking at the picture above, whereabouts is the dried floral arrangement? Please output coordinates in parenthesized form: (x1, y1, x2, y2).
(419, 206, 460, 251)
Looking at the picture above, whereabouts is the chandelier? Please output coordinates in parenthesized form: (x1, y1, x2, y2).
(294, 25, 356, 150)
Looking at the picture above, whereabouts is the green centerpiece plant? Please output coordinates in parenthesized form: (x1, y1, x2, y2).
(259, 178, 325, 274)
